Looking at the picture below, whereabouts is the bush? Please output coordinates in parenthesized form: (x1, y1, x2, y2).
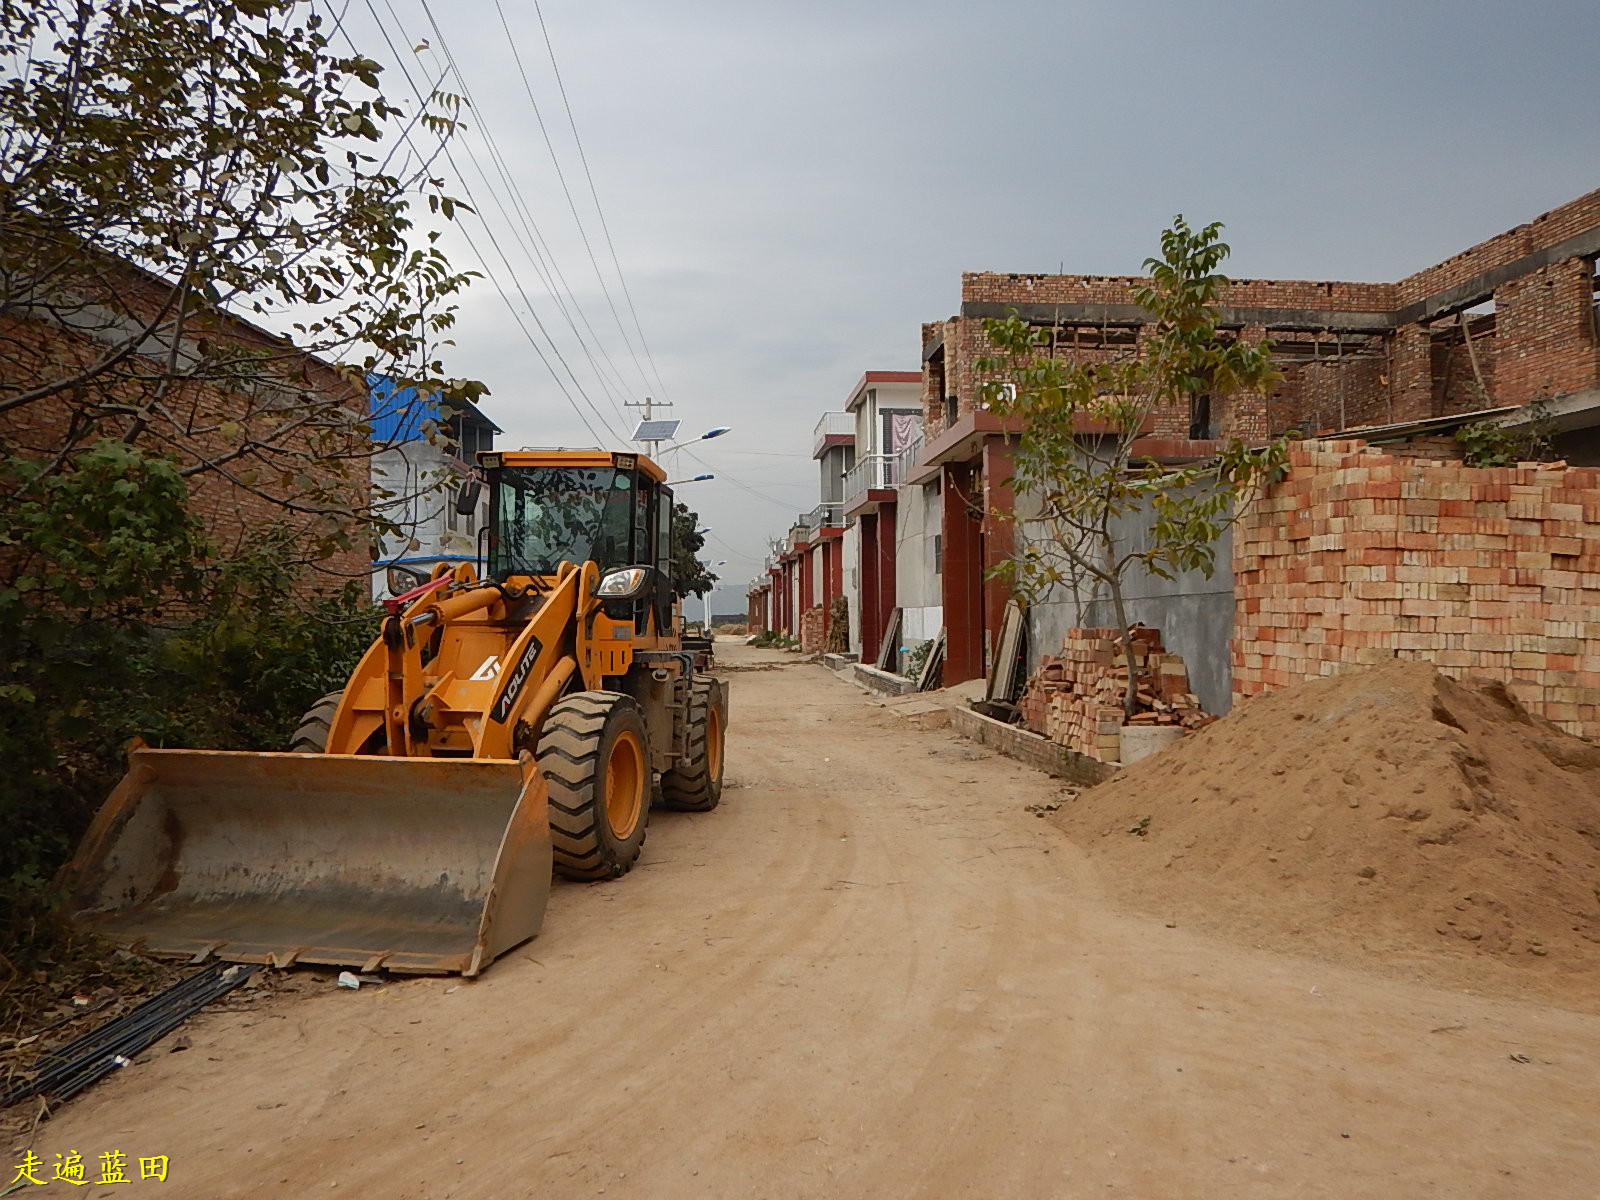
(750, 629, 798, 649)
(0, 442, 383, 998)
(904, 639, 934, 679)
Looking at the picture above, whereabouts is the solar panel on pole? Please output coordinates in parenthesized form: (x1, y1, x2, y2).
(631, 419, 680, 442)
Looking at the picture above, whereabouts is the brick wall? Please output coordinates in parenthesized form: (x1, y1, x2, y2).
(1394, 189, 1600, 305)
(1, 262, 373, 590)
(961, 272, 1397, 312)
(1271, 351, 1391, 435)
(1492, 258, 1599, 406)
(1234, 440, 1600, 739)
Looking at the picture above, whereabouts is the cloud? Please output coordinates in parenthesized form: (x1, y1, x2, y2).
(342, 0, 1600, 594)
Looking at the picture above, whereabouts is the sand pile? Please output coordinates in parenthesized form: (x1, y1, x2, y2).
(1055, 660, 1600, 992)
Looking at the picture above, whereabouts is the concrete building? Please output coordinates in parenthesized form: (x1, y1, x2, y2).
(839, 371, 923, 663)
(369, 377, 500, 595)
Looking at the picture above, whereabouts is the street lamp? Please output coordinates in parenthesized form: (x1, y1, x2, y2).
(667, 473, 714, 485)
(700, 560, 728, 627)
(661, 426, 731, 453)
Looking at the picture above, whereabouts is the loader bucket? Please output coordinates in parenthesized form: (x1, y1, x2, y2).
(63, 748, 552, 976)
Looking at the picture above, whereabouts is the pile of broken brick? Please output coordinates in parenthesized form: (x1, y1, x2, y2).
(1016, 625, 1216, 760)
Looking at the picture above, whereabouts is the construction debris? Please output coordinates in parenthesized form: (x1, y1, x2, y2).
(1016, 625, 1213, 760)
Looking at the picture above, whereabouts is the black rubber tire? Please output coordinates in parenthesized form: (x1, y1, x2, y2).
(659, 678, 725, 812)
(289, 690, 344, 753)
(538, 692, 652, 881)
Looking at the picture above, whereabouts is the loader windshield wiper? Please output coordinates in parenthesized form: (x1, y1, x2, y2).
(491, 466, 634, 578)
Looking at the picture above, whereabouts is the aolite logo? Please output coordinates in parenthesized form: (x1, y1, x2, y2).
(490, 638, 543, 724)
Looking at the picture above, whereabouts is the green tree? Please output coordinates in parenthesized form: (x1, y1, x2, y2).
(978, 217, 1292, 715)
(0, 1, 470, 990)
(670, 501, 717, 598)
(0, 0, 484, 563)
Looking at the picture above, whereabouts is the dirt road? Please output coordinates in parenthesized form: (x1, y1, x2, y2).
(25, 642, 1600, 1197)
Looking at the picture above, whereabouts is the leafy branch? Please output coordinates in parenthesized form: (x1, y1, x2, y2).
(977, 217, 1294, 715)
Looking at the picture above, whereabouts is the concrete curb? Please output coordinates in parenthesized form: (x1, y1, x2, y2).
(949, 707, 1119, 787)
(851, 663, 916, 697)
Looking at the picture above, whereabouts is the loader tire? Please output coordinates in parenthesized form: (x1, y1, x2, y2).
(659, 678, 725, 812)
(538, 692, 651, 881)
(289, 690, 344, 753)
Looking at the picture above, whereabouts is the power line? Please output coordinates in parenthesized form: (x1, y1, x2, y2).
(704, 529, 761, 563)
(351, 1, 625, 444)
(493, 0, 661, 405)
(407, 0, 640, 435)
(679, 448, 816, 512)
(529, 0, 674, 407)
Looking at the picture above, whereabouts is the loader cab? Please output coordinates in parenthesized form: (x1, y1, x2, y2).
(480, 450, 674, 637)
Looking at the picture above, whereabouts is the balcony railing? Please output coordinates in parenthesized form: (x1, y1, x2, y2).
(812, 410, 855, 458)
(894, 431, 924, 483)
(802, 501, 842, 536)
(842, 453, 897, 507)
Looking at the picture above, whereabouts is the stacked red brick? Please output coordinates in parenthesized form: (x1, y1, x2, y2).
(798, 604, 827, 653)
(1017, 626, 1208, 761)
(1234, 440, 1600, 740)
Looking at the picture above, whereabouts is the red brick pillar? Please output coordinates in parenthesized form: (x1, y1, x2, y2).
(942, 460, 984, 684)
(859, 514, 880, 660)
(799, 546, 814, 618)
(876, 503, 898, 664)
(791, 562, 800, 632)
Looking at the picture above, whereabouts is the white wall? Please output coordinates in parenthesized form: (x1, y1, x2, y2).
(850, 381, 924, 454)
(842, 523, 861, 654)
(893, 473, 943, 672)
(371, 442, 481, 597)
(1018, 483, 1237, 715)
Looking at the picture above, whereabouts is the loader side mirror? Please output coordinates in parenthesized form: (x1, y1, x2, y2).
(595, 565, 653, 601)
(387, 565, 428, 596)
(454, 479, 482, 516)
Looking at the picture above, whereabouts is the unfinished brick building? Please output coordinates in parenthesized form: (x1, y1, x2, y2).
(927, 186, 1600, 447)
(914, 187, 1600, 688)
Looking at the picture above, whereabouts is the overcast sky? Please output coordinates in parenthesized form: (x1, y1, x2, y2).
(338, 0, 1600, 615)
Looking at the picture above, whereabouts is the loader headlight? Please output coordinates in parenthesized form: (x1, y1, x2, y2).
(596, 567, 652, 600)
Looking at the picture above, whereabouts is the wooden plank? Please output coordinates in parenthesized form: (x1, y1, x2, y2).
(916, 628, 946, 692)
(985, 601, 1026, 703)
(875, 607, 902, 672)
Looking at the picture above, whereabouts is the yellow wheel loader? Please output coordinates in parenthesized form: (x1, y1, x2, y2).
(62, 450, 728, 976)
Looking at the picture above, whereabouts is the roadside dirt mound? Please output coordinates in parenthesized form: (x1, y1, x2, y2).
(1054, 660, 1600, 998)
